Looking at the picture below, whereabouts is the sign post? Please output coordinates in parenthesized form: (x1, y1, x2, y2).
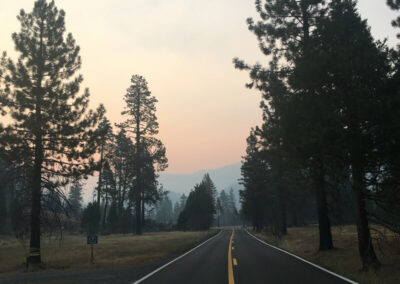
(87, 235, 98, 264)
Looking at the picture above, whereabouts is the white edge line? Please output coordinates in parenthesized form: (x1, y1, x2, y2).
(132, 230, 223, 284)
(245, 229, 358, 284)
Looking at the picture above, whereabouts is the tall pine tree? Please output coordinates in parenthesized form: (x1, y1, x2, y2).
(119, 75, 167, 234)
(0, 0, 104, 264)
(296, 0, 390, 268)
(234, 0, 334, 249)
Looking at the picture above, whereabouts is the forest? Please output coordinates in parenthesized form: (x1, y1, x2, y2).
(236, 0, 400, 271)
(0, 0, 400, 280)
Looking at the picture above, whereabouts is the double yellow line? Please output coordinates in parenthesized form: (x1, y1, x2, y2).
(228, 229, 235, 284)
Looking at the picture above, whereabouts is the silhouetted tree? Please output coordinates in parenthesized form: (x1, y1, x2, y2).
(67, 181, 83, 218)
(112, 129, 134, 218)
(100, 161, 116, 231)
(81, 202, 100, 235)
(95, 117, 113, 207)
(118, 75, 167, 235)
(293, 0, 391, 268)
(178, 174, 216, 230)
(234, 0, 333, 249)
(0, 0, 104, 264)
(155, 194, 173, 224)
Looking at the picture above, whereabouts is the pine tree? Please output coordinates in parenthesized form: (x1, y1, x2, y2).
(219, 190, 228, 225)
(228, 188, 238, 225)
(179, 175, 216, 231)
(201, 173, 217, 209)
(95, 117, 113, 207)
(100, 161, 116, 231)
(67, 181, 83, 218)
(216, 197, 222, 227)
(240, 130, 269, 232)
(81, 202, 100, 235)
(119, 75, 167, 234)
(0, 0, 104, 264)
(234, 0, 333, 249)
(155, 195, 173, 224)
(140, 140, 167, 227)
(112, 128, 134, 217)
(297, 0, 390, 268)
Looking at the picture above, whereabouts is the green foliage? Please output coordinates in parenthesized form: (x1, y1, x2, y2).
(81, 202, 100, 235)
(67, 181, 83, 218)
(178, 174, 216, 231)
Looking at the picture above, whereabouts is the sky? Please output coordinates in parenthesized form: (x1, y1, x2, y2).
(0, 0, 398, 174)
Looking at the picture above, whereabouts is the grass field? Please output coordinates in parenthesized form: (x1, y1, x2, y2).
(0, 230, 217, 274)
(253, 225, 400, 284)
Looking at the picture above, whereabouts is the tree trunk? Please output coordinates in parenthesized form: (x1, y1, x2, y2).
(314, 159, 334, 251)
(117, 172, 122, 216)
(135, 95, 142, 235)
(29, 39, 44, 265)
(141, 197, 145, 227)
(102, 190, 108, 231)
(351, 151, 380, 269)
(97, 143, 104, 206)
(28, 138, 43, 265)
(276, 157, 287, 235)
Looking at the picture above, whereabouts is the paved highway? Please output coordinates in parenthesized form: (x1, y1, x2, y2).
(135, 228, 356, 284)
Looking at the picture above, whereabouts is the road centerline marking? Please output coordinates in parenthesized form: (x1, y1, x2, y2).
(228, 229, 235, 284)
(233, 258, 238, 266)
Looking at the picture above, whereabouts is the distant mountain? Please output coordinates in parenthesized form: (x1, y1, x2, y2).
(82, 162, 243, 206)
(158, 162, 242, 194)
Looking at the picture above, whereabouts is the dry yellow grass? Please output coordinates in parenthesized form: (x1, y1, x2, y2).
(253, 225, 400, 284)
(0, 230, 217, 274)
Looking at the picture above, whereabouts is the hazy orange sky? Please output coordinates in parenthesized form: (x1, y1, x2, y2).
(1, 0, 398, 174)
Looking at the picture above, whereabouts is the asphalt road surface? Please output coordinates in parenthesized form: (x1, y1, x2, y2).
(136, 228, 356, 284)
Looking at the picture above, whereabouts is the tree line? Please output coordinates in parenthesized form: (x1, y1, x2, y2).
(236, 0, 400, 270)
(148, 174, 239, 230)
(0, 0, 167, 266)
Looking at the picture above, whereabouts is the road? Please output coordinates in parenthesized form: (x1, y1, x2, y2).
(136, 228, 356, 284)
(0, 228, 356, 284)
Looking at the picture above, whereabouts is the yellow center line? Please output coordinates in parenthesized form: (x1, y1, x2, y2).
(233, 258, 238, 266)
(228, 229, 235, 284)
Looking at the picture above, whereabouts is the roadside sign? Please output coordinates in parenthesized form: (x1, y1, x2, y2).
(87, 235, 98, 264)
(87, 235, 98, 245)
